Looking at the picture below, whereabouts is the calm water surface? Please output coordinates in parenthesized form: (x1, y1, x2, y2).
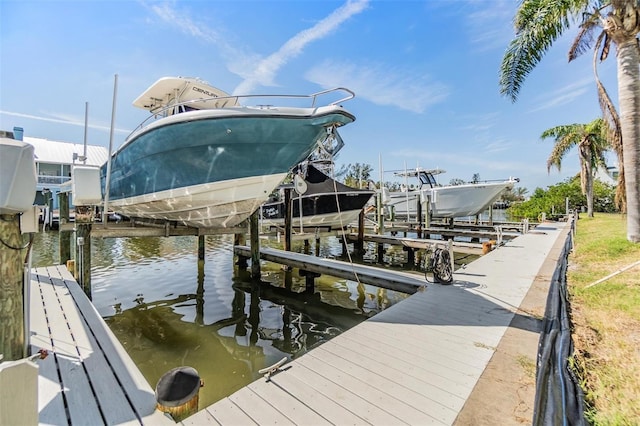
(31, 230, 415, 409)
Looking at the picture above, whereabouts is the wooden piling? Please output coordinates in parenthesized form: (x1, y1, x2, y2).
(197, 235, 205, 261)
(249, 210, 260, 280)
(404, 246, 415, 266)
(155, 366, 201, 422)
(74, 206, 92, 299)
(300, 270, 320, 293)
(58, 192, 71, 264)
(354, 210, 365, 254)
(234, 232, 248, 268)
(0, 214, 25, 360)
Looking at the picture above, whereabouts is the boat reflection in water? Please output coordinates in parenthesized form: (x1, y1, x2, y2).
(46, 233, 411, 410)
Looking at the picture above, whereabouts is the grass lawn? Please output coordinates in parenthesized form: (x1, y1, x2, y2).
(568, 213, 640, 425)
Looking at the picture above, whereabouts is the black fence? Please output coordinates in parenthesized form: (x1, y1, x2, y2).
(533, 218, 587, 425)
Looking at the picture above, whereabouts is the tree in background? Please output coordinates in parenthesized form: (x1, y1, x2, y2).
(500, 0, 640, 242)
(500, 186, 529, 204)
(541, 118, 610, 217)
(508, 176, 618, 220)
(338, 163, 373, 189)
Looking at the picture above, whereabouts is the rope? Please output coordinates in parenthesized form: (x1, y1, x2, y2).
(424, 247, 453, 284)
(329, 159, 363, 286)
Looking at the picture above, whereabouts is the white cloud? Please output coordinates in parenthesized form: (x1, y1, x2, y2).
(146, 1, 370, 95)
(233, 0, 370, 94)
(529, 77, 594, 112)
(0, 110, 130, 135)
(306, 60, 449, 113)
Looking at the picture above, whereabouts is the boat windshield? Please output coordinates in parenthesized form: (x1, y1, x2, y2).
(418, 171, 437, 188)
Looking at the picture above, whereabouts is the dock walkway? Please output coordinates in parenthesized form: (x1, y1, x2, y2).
(234, 245, 427, 294)
(187, 221, 571, 425)
(29, 265, 171, 425)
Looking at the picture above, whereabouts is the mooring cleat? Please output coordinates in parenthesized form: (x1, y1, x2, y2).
(258, 357, 288, 382)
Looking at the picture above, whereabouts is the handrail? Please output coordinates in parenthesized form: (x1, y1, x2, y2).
(124, 87, 355, 144)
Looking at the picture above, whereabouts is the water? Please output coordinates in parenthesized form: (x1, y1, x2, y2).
(29, 230, 413, 409)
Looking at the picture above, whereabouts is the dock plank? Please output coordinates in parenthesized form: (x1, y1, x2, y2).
(198, 221, 570, 425)
(269, 372, 368, 425)
(282, 362, 409, 425)
(40, 267, 141, 425)
(204, 398, 258, 425)
(299, 352, 447, 425)
(30, 265, 173, 425)
(227, 388, 296, 425)
(34, 268, 105, 425)
(308, 342, 456, 425)
(316, 337, 462, 421)
(234, 245, 426, 294)
(53, 265, 161, 422)
(29, 275, 68, 423)
(247, 379, 333, 426)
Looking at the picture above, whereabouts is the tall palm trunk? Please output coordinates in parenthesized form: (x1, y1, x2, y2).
(579, 143, 595, 217)
(616, 38, 640, 242)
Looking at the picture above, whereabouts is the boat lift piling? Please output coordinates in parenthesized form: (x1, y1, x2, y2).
(74, 206, 92, 298)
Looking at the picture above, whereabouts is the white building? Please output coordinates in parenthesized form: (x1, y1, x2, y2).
(14, 129, 109, 210)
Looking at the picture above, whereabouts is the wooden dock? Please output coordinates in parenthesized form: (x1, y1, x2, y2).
(188, 221, 572, 425)
(29, 265, 172, 425)
(25, 220, 570, 425)
(345, 232, 484, 256)
(234, 245, 427, 294)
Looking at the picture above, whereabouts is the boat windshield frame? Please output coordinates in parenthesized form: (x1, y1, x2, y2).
(127, 87, 355, 141)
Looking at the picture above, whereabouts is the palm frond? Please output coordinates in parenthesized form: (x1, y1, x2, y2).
(500, 0, 590, 101)
(592, 32, 625, 210)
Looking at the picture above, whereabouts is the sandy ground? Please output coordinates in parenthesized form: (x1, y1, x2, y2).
(453, 226, 568, 425)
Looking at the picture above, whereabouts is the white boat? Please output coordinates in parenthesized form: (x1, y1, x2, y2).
(384, 168, 518, 219)
(100, 77, 356, 228)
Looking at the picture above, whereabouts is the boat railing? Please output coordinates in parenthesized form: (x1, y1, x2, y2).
(127, 87, 355, 140)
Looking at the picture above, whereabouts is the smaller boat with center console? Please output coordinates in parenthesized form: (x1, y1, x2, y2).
(384, 168, 518, 219)
(260, 161, 375, 231)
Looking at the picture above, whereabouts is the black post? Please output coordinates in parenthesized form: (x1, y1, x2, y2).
(416, 199, 423, 238)
(283, 187, 292, 252)
(354, 210, 365, 255)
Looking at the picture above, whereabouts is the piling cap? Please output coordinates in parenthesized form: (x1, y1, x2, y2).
(155, 366, 200, 407)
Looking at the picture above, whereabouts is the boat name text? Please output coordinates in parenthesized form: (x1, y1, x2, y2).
(193, 87, 219, 98)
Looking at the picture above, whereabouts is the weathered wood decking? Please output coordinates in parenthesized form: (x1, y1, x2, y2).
(188, 222, 571, 425)
(29, 265, 171, 425)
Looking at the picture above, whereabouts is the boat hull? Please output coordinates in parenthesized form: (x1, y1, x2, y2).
(261, 191, 374, 230)
(388, 181, 515, 219)
(101, 106, 354, 228)
(107, 173, 287, 228)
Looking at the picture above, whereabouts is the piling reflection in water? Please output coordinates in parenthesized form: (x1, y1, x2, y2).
(30, 231, 409, 409)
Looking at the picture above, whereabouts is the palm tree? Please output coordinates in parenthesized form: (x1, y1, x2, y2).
(500, 0, 640, 242)
(541, 119, 610, 217)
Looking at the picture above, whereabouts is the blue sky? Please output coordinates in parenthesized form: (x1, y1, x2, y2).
(0, 0, 618, 193)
